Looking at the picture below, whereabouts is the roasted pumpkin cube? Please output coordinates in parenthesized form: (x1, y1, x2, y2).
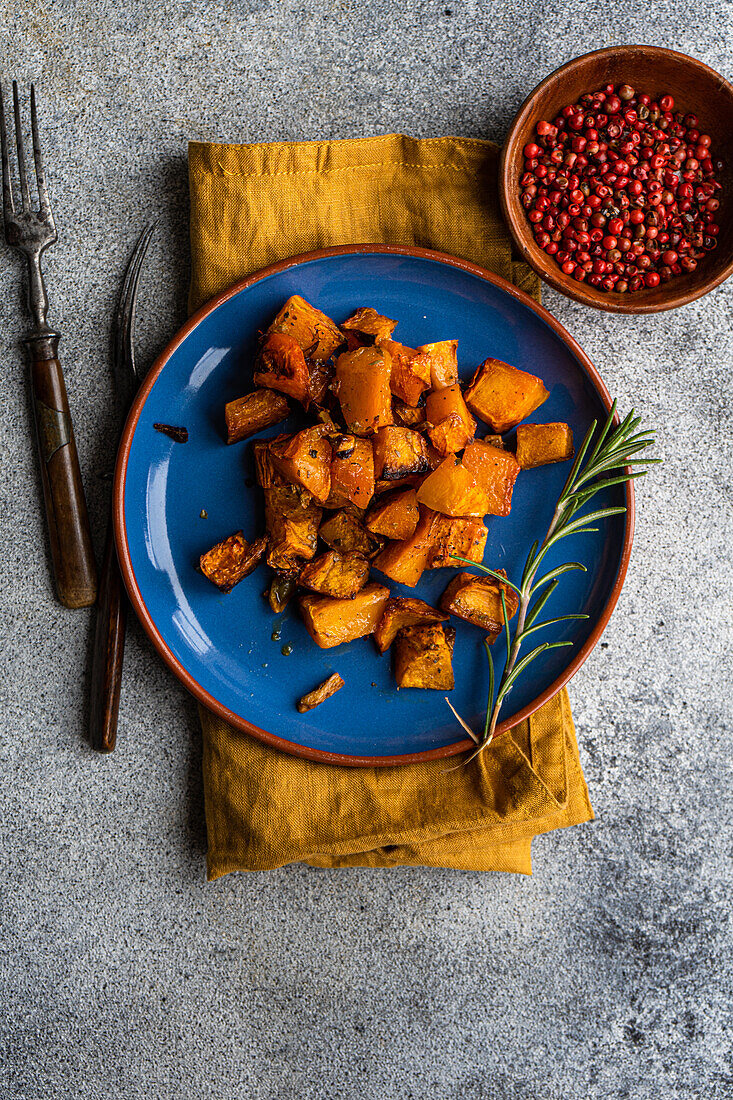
(393, 399, 427, 428)
(464, 358, 549, 433)
(319, 508, 384, 559)
(425, 384, 476, 456)
(326, 435, 375, 509)
(270, 426, 332, 503)
(299, 550, 370, 599)
(373, 597, 448, 654)
(268, 570, 297, 613)
(426, 515, 487, 568)
(252, 439, 285, 488)
(265, 483, 321, 570)
(440, 570, 519, 640)
(516, 423, 574, 469)
(365, 488, 419, 541)
(225, 388, 291, 444)
(415, 456, 486, 517)
(417, 340, 459, 389)
(199, 532, 268, 593)
(306, 359, 334, 408)
(253, 332, 311, 406)
(267, 294, 344, 361)
(378, 339, 431, 406)
(462, 440, 520, 517)
(299, 583, 390, 649)
(297, 673, 345, 713)
(372, 426, 430, 481)
(374, 475, 423, 496)
(341, 307, 397, 343)
(372, 506, 439, 588)
(394, 623, 456, 689)
(334, 346, 393, 435)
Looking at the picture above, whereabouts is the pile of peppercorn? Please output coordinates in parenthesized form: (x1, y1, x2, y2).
(520, 83, 722, 292)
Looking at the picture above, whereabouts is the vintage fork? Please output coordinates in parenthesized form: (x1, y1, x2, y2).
(89, 224, 154, 753)
(0, 82, 97, 607)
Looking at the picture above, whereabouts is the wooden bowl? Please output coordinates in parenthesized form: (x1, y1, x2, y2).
(500, 45, 733, 313)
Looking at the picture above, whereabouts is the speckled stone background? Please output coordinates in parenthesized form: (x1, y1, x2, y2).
(1, 3, 731, 1098)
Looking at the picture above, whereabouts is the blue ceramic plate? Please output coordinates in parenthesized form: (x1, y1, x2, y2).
(115, 246, 633, 765)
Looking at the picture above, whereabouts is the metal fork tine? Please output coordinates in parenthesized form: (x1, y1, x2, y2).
(115, 223, 155, 384)
(12, 81, 31, 211)
(0, 83, 14, 215)
(30, 85, 51, 219)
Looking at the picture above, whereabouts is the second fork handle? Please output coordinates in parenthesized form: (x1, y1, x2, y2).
(28, 334, 98, 608)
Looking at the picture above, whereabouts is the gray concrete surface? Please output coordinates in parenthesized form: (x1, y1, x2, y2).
(1, 2, 732, 1098)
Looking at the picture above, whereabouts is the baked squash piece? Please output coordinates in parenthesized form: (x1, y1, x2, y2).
(200, 532, 268, 593)
(265, 483, 321, 570)
(252, 439, 285, 488)
(378, 339, 431, 406)
(415, 456, 486, 518)
(342, 307, 397, 344)
(225, 388, 290, 444)
(417, 340, 459, 390)
(334, 346, 393, 435)
(516, 423, 574, 469)
(373, 597, 448, 654)
(461, 440, 520, 517)
(440, 569, 519, 641)
(392, 399, 427, 428)
(372, 426, 430, 481)
(299, 550, 370, 599)
(267, 294, 344, 361)
(327, 435, 375, 509)
(319, 507, 384, 559)
(394, 623, 456, 689)
(372, 506, 439, 588)
(299, 583, 390, 649)
(253, 332, 311, 406)
(464, 357, 549, 433)
(425, 383, 476, 456)
(427, 515, 487, 568)
(270, 426, 332, 504)
(365, 488, 419, 541)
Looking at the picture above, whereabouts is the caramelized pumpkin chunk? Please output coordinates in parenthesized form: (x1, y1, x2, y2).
(225, 388, 291, 444)
(425, 384, 477, 456)
(440, 569, 519, 641)
(342, 307, 397, 343)
(373, 597, 448, 654)
(199, 532, 267, 593)
(415, 456, 486, 517)
(372, 506, 439, 588)
(270, 426, 332, 503)
(464, 358, 549, 432)
(299, 584, 390, 649)
(365, 488, 419, 541)
(462, 440, 520, 517)
(319, 508, 384, 559)
(516, 423, 574, 469)
(297, 673, 345, 713)
(427, 515, 487, 568)
(334, 346, 393, 435)
(393, 399, 427, 428)
(372, 425, 430, 481)
(394, 623, 456, 689)
(268, 571, 297, 613)
(265, 483, 321, 570)
(378, 339, 431, 406)
(327, 435, 375, 509)
(299, 550, 370, 599)
(267, 294, 344, 361)
(253, 332, 311, 406)
(417, 340, 459, 389)
(252, 439, 285, 488)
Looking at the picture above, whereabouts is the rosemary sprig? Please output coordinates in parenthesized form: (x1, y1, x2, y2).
(447, 402, 658, 763)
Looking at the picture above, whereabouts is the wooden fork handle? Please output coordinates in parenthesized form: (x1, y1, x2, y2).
(28, 335, 98, 608)
(89, 513, 127, 752)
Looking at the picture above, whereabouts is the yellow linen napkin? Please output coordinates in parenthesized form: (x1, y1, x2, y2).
(188, 134, 594, 877)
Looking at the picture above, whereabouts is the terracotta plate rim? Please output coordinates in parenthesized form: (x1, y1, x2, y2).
(113, 243, 635, 767)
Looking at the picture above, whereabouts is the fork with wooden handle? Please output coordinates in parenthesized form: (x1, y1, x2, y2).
(1, 83, 97, 608)
(89, 225, 154, 752)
